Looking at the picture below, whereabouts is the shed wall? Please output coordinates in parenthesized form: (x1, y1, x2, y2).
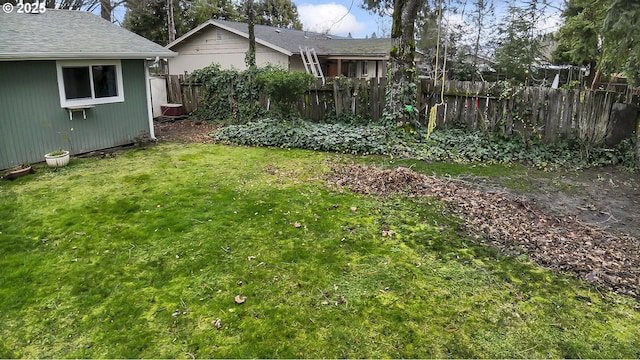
(0, 59, 150, 170)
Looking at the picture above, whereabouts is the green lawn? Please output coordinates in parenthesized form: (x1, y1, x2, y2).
(1, 143, 638, 358)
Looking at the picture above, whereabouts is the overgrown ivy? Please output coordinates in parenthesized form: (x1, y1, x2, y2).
(191, 65, 314, 124)
(212, 118, 413, 156)
(191, 64, 266, 124)
(210, 119, 638, 170)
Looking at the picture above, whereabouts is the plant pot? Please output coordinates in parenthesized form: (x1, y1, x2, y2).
(44, 151, 70, 168)
(6, 166, 35, 180)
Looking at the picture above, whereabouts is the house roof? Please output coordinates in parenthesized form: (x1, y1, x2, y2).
(0, 10, 176, 61)
(167, 19, 391, 58)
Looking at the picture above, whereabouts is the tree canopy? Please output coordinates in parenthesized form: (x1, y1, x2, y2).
(600, 0, 640, 85)
(494, 4, 543, 83)
(249, 0, 302, 29)
(123, 0, 191, 45)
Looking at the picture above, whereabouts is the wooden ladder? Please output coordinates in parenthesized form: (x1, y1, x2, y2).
(299, 46, 325, 85)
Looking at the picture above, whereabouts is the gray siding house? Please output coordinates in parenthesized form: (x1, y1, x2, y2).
(0, 10, 176, 170)
(166, 20, 392, 80)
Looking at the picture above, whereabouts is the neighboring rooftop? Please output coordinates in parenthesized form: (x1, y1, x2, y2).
(0, 10, 176, 60)
(167, 19, 392, 57)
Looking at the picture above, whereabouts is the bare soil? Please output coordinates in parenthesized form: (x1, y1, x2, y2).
(155, 120, 640, 299)
(154, 119, 218, 144)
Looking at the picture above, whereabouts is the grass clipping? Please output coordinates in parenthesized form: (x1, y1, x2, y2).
(328, 163, 640, 300)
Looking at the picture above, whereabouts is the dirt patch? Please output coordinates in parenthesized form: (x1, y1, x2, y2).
(520, 170, 639, 237)
(154, 119, 218, 143)
(328, 164, 640, 300)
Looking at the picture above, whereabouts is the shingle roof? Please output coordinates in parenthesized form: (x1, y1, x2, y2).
(0, 10, 176, 60)
(167, 19, 391, 57)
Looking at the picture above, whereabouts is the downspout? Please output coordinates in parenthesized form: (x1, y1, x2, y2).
(144, 60, 157, 140)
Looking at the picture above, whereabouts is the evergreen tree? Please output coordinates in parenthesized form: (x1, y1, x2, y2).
(123, 0, 190, 45)
(551, 0, 609, 86)
(186, 0, 240, 28)
(601, 0, 640, 85)
(250, 0, 302, 29)
(494, 3, 542, 83)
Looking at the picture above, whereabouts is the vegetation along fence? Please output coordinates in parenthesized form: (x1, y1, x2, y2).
(419, 80, 634, 145)
(167, 75, 635, 146)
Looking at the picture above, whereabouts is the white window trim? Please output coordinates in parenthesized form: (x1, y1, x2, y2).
(361, 60, 369, 77)
(56, 60, 125, 108)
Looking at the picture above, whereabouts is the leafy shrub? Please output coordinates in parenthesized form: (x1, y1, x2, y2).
(256, 69, 316, 119)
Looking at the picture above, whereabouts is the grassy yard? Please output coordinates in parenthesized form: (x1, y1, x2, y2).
(1, 143, 639, 358)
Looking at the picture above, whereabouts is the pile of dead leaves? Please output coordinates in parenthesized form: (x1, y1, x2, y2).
(328, 164, 640, 300)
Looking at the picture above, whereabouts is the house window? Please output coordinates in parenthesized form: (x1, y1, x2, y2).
(56, 60, 124, 107)
(361, 61, 368, 77)
(348, 62, 357, 78)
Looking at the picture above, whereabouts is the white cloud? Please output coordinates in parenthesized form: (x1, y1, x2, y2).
(298, 3, 366, 37)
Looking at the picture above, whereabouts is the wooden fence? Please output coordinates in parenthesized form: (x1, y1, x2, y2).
(297, 77, 387, 121)
(166, 75, 631, 145)
(167, 75, 201, 114)
(419, 80, 619, 144)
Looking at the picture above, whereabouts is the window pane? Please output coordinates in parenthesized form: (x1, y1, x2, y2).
(348, 62, 356, 78)
(62, 67, 91, 100)
(92, 65, 118, 98)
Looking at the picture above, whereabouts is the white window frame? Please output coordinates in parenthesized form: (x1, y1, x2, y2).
(56, 60, 125, 108)
(361, 60, 368, 77)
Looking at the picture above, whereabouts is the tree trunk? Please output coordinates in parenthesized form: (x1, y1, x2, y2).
(384, 0, 421, 127)
(100, 0, 112, 21)
(245, 0, 256, 68)
(167, 0, 176, 44)
(636, 112, 640, 166)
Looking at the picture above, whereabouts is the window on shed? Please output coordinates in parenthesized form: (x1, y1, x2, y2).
(56, 60, 124, 107)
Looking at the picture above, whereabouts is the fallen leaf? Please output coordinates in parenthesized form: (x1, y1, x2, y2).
(237, 280, 243, 286)
(171, 309, 180, 317)
(234, 295, 247, 304)
(212, 318, 222, 329)
(247, 256, 256, 261)
(350, 206, 357, 212)
(292, 222, 302, 228)
(321, 301, 329, 305)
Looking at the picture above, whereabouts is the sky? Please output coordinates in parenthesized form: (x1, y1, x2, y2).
(296, 0, 387, 38)
(295, 0, 564, 39)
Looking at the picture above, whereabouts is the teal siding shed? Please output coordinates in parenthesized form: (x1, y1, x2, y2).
(0, 60, 151, 169)
(0, 10, 176, 170)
